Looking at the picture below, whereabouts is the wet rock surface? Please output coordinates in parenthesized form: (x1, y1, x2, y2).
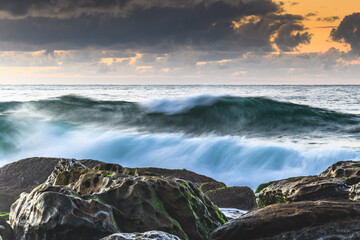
(0, 157, 223, 214)
(205, 187, 257, 210)
(258, 176, 350, 207)
(211, 200, 360, 240)
(9, 161, 227, 240)
(0, 216, 14, 240)
(100, 231, 182, 240)
(258, 161, 360, 208)
(320, 160, 360, 180)
(10, 184, 118, 240)
(0, 157, 104, 212)
(6, 158, 360, 240)
(210, 160, 360, 239)
(0, 157, 60, 212)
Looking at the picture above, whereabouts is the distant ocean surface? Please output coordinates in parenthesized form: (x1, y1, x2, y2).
(0, 85, 359, 189)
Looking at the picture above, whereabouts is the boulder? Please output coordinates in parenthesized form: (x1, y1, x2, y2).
(0, 157, 103, 212)
(100, 231, 182, 240)
(45, 158, 88, 184)
(205, 187, 256, 210)
(258, 176, 350, 207)
(0, 157, 222, 213)
(10, 184, 119, 240)
(11, 164, 227, 240)
(320, 160, 360, 185)
(0, 216, 14, 240)
(210, 200, 360, 240)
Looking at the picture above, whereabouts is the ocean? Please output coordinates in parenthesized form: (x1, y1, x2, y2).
(0, 85, 359, 189)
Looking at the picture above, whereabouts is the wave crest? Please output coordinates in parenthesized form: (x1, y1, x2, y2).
(1, 94, 359, 138)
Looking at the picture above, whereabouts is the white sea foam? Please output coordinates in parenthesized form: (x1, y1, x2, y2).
(219, 208, 248, 220)
(0, 85, 360, 189)
(2, 122, 357, 189)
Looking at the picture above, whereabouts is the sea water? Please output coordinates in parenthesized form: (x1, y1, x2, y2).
(0, 85, 359, 189)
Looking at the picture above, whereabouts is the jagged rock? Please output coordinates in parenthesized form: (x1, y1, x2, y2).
(0, 157, 222, 213)
(59, 167, 226, 240)
(349, 182, 360, 201)
(258, 176, 350, 207)
(11, 164, 227, 240)
(45, 158, 88, 184)
(0, 157, 104, 212)
(204, 187, 256, 210)
(320, 160, 360, 185)
(198, 182, 226, 193)
(0, 216, 14, 240)
(100, 231, 182, 240)
(79, 159, 105, 168)
(210, 200, 360, 240)
(10, 184, 119, 240)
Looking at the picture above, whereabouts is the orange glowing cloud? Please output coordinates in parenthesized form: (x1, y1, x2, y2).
(276, 0, 359, 53)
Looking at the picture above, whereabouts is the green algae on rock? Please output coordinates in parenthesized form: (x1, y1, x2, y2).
(257, 176, 350, 207)
(198, 182, 226, 193)
(0, 212, 9, 221)
(10, 161, 227, 240)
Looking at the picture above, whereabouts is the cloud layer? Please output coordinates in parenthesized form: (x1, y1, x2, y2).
(0, 0, 311, 53)
(0, 1, 358, 84)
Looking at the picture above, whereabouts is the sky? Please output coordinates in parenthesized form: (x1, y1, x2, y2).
(0, 0, 359, 84)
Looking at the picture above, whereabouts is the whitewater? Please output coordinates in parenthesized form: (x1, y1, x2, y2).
(0, 85, 359, 189)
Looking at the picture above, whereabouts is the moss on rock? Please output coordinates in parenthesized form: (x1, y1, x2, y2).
(0, 212, 9, 221)
(257, 193, 287, 208)
(198, 182, 226, 193)
(14, 163, 227, 240)
(255, 181, 276, 194)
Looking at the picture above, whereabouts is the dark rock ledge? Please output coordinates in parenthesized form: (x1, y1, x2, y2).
(0, 157, 252, 240)
(3, 158, 360, 240)
(7, 159, 227, 240)
(210, 160, 360, 240)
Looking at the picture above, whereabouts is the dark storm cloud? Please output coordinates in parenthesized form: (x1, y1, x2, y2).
(0, 0, 278, 18)
(236, 14, 311, 52)
(0, 0, 310, 52)
(331, 13, 360, 54)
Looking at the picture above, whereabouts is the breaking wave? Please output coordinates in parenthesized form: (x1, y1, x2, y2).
(0, 94, 359, 188)
(1, 94, 359, 137)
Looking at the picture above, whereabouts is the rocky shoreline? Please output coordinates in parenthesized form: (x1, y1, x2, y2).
(1, 158, 360, 239)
